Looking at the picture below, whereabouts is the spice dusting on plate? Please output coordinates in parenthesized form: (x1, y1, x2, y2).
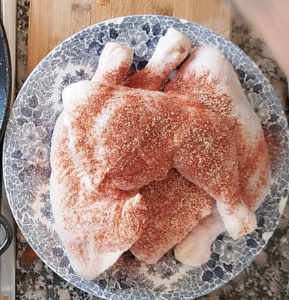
(19, 245, 38, 266)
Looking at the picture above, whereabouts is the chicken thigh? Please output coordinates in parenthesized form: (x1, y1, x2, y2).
(50, 43, 147, 280)
(165, 45, 270, 211)
(124, 29, 212, 264)
(167, 45, 270, 266)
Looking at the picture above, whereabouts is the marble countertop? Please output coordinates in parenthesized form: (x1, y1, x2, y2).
(14, 0, 289, 300)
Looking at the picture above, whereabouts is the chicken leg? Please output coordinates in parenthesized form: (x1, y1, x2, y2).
(165, 45, 270, 211)
(123, 29, 212, 264)
(50, 43, 147, 280)
(125, 28, 191, 90)
(92, 42, 134, 84)
(167, 45, 270, 266)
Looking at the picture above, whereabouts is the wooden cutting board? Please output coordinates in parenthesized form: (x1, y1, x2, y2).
(27, 0, 232, 74)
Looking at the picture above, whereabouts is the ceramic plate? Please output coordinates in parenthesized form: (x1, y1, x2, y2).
(3, 16, 289, 300)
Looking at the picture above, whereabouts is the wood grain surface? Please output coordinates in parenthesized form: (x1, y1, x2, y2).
(28, 0, 232, 74)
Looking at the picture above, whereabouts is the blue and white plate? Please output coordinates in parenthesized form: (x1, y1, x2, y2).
(3, 15, 289, 300)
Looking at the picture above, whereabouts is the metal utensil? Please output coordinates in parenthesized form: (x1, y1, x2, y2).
(0, 0, 17, 299)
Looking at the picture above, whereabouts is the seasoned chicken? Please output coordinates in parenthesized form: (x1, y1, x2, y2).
(125, 28, 191, 90)
(50, 43, 147, 280)
(92, 42, 134, 84)
(165, 45, 270, 213)
(50, 34, 266, 277)
(125, 30, 212, 264)
(63, 78, 255, 241)
(131, 169, 212, 264)
(168, 45, 270, 265)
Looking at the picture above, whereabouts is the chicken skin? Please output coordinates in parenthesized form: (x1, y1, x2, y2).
(125, 29, 212, 264)
(50, 43, 147, 280)
(167, 45, 270, 265)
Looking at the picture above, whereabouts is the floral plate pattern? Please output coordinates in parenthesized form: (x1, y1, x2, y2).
(3, 15, 289, 300)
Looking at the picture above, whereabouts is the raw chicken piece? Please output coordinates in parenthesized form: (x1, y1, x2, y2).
(174, 205, 225, 266)
(125, 28, 191, 90)
(168, 45, 270, 265)
(92, 42, 134, 84)
(63, 82, 174, 189)
(165, 45, 270, 211)
(175, 185, 265, 267)
(63, 79, 255, 239)
(50, 113, 147, 280)
(130, 169, 212, 264)
(50, 43, 147, 280)
(126, 31, 212, 264)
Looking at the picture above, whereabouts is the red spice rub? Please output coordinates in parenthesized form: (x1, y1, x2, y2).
(70, 83, 117, 178)
(125, 61, 214, 264)
(165, 69, 235, 127)
(165, 64, 270, 213)
(131, 168, 212, 264)
(102, 64, 131, 86)
(66, 82, 241, 214)
(58, 124, 146, 248)
(125, 68, 168, 91)
(172, 101, 240, 212)
(50, 113, 147, 275)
